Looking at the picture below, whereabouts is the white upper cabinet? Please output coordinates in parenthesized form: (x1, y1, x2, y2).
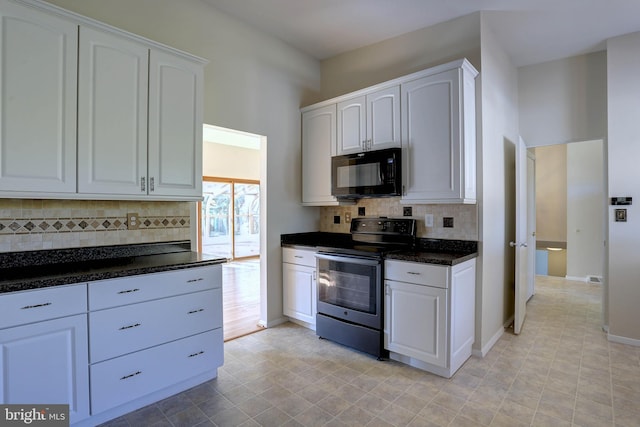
(302, 104, 339, 206)
(78, 26, 149, 196)
(0, 0, 205, 200)
(401, 61, 477, 204)
(337, 85, 400, 155)
(148, 50, 203, 198)
(0, 0, 77, 194)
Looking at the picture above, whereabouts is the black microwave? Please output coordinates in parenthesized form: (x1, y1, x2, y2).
(331, 147, 402, 199)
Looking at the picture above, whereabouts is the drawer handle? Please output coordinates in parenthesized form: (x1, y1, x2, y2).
(407, 272, 421, 275)
(120, 371, 142, 380)
(119, 323, 141, 330)
(188, 351, 204, 358)
(186, 278, 204, 283)
(117, 288, 140, 294)
(188, 308, 204, 314)
(20, 302, 52, 310)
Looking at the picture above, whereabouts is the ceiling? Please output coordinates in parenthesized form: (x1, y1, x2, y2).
(201, 0, 640, 67)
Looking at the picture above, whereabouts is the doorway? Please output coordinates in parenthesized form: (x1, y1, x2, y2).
(531, 140, 607, 328)
(200, 124, 264, 341)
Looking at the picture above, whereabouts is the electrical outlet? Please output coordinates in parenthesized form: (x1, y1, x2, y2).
(333, 215, 341, 224)
(127, 212, 139, 230)
(358, 207, 366, 216)
(443, 217, 454, 228)
(425, 214, 434, 227)
(345, 212, 352, 223)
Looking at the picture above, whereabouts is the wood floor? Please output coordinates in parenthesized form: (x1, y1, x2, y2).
(222, 259, 263, 341)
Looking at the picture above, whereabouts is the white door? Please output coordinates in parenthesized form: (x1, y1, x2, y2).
(77, 26, 149, 195)
(337, 96, 366, 154)
(526, 152, 537, 300)
(0, 315, 90, 424)
(513, 137, 530, 334)
(148, 49, 203, 197)
(367, 85, 400, 151)
(0, 1, 77, 193)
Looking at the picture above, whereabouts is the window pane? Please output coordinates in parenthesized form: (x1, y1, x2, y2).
(234, 183, 260, 258)
(202, 181, 232, 258)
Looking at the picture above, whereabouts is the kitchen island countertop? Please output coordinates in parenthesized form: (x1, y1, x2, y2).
(0, 241, 227, 294)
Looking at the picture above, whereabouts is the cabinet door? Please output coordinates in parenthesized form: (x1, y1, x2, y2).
(0, 1, 77, 193)
(401, 69, 462, 203)
(368, 86, 400, 151)
(77, 26, 149, 195)
(148, 50, 203, 198)
(337, 95, 366, 155)
(302, 104, 338, 206)
(384, 280, 447, 367)
(0, 314, 90, 424)
(283, 262, 316, 325)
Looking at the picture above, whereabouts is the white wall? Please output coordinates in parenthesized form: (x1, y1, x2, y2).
(44, 0, 322, 327)
(535, 145, 568, 243)
(478, 18, 520, 354)
(203, 142, 260, 181)
(566, 140, 605, 280)
(606, 32, 640, 343)
(319, 13, 481, 100)
(518, 52, 607, 147)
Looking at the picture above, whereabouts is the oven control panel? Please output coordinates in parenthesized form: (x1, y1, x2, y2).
(350, 218, 416, 236)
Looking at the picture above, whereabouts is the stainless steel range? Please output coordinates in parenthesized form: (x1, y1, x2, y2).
(315, 217, 416, 359)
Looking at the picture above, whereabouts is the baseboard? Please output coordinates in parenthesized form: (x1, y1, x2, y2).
(472, 318, 510, 358)
(608, 333, 640, 347)
(565, 275, 586, 282)
(261, 316, 288, 328)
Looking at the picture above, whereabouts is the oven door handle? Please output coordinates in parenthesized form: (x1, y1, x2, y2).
(315, 252, 381, 266)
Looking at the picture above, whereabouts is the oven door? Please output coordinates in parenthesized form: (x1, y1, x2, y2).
(315, 252, 382, 330)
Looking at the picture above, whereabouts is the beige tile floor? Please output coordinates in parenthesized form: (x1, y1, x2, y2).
(100, 276, 640, 426)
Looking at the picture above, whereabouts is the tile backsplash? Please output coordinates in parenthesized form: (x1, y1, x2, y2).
(320, 198, 478, 241)
(0, 199, 191, 253)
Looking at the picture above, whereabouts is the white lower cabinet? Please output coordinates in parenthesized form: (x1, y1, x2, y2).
(384, 258, 476, 378)
(282, 247, 317, 327)
(90, 328, 222, 415)
(0, 285, 90, 425)
(0, 264, 224, 427)
(87, 265, 224, 421)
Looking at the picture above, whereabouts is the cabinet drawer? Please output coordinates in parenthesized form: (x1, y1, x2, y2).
(89, 288, 222, 363)
(384, 260, 448, 288)
(0, 284, 87, 329)
(90, 328, 223, 415)
(282, 247, 316, 267)
(89, 265, 221, 310)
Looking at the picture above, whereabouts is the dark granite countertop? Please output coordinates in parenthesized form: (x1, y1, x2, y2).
(0, 241, 227, 294)
(281, 232, 477, 266)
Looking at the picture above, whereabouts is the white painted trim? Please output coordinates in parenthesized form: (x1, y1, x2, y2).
(472, 320, 508, 358)
(262, 316, 288, 328)
(608, 333, 640, 347)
